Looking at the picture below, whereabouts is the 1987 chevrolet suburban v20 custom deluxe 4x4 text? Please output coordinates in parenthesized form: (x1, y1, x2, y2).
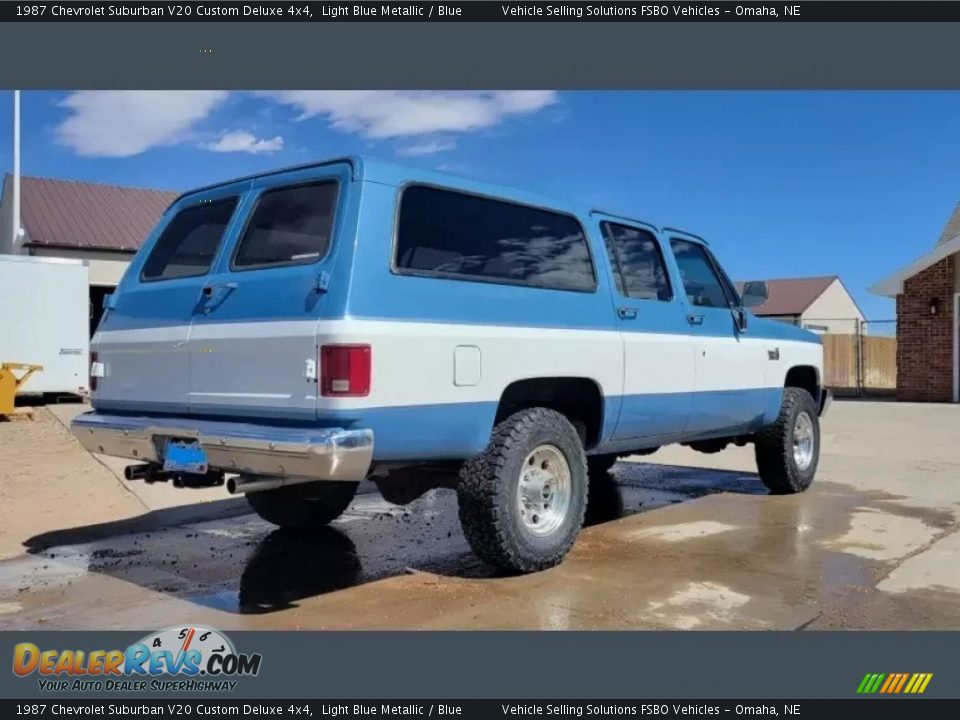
(72, 157, 830, 574)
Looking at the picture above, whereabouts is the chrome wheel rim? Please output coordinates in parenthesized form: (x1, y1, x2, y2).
(793, 411, 815, 471)
(517, 445, 572, 537)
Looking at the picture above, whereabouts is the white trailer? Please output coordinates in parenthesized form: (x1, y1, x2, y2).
(0, 255, 90, 396)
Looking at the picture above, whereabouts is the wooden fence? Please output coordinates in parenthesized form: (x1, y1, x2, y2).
(821, 333, 897, 394)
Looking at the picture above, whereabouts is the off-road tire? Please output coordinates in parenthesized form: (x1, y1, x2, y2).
(754, 387, 820, 494)
(246, 480, 359, 529)
(457, 408, 589, 574)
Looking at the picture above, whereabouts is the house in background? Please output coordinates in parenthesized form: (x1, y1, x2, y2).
(0, 175, 177, 333)
(735, 275, 865, 335)
(871, 202, 960, 403)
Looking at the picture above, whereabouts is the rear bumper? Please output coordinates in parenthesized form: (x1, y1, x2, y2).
(70, 412, 373, 482)
(819, 389, 833, 417)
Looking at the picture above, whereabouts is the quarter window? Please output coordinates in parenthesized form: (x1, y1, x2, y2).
(670, 239, 731, 309)
(141, 197, 238, 281)
(601, 222, 672, 301)
(395, 185, 596, 292)
(232, 181, 339, 269)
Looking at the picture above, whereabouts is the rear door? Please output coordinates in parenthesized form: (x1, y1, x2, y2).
(92, 189, 242, 414)
(667, 234, 767, 435)
(186, 163, 352, 421)
(593, 214, 695, 440)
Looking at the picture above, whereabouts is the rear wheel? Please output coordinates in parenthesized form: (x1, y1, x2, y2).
(754, 387, 820, 494)
(457, 408, 588, 574)
(246, 480, 359, 528)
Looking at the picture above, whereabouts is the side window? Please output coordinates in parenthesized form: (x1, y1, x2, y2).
(707, 248, 742, 307)
(395, 185, 596, 292)
(141, 197, 238, 281)
(669, 239, 731, 309)
(232, 181, 338, 269)
(600, 222, 672, 301)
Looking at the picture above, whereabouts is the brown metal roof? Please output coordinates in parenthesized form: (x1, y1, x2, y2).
(5, 174, 178, 252)
(735, 275, 837, 317)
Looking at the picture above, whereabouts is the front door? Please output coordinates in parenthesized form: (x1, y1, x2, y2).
(668, 235, 768, 436)
(187, 164, 352, 421)
(593, 215, 694, 440)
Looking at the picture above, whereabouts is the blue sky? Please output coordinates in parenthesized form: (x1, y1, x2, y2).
(2, 90, 960, 319)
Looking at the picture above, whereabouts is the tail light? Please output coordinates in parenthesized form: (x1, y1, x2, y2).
(320, 345, 371, 397)
(89, 351, 100, 391)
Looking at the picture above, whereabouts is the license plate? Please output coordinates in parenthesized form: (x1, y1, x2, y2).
(163, 440, 208, 474)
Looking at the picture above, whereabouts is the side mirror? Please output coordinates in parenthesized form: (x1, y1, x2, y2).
(741, 281, 768, 308)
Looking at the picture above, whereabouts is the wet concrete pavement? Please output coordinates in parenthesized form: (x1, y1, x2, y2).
(2, 400, 959, 630)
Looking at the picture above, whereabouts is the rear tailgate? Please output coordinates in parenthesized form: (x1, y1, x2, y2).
(184, 162, 355, 421)
(93, 185, 247, 414)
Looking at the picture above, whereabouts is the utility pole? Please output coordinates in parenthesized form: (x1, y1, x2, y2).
(12, 90, 21, 253)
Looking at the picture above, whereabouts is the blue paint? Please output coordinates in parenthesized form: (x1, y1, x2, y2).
(92, 155, 822, 464)
(92, 387, 783, 463)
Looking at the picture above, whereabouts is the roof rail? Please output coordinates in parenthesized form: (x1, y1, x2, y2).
(165, 156, 360, 211)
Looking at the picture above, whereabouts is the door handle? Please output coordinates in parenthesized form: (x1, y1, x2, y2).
(198, 283, 237, 311)
(687, 314, 704, 326)
(617, 307, 637, 320)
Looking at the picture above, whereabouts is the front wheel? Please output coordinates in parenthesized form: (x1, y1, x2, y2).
(754, 387, 820, 494)
(246, 480, 359, 528)
(457, 408, 588, 574)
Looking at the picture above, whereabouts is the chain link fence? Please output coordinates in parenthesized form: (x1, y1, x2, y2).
(798, 318, 897, 397)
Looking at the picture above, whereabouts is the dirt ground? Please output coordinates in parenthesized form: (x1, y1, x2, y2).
(1, 400, 959, 630)
(0, 405, 231, 560)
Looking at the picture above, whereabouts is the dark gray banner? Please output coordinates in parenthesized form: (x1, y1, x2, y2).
(0, 21, 959, 88)
(0, 631, 955, 699)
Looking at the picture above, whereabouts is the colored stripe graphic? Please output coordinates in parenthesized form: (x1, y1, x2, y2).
(858, 673, 933, 694)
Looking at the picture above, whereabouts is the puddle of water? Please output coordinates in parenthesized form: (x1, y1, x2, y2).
(629, 520, 738, 542)
(646, 581, 753, 629)
(824, 508, 937, 561)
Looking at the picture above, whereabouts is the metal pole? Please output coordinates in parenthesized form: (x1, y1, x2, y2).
(12, 90, 20, 253)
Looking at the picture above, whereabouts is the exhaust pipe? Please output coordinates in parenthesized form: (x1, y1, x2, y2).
(226, 475, 320, 495)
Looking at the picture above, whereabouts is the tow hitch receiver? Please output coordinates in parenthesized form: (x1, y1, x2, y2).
(124, 463, 225, 489)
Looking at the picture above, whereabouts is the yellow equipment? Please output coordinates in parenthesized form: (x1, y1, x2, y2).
(0, 363, 43, 415)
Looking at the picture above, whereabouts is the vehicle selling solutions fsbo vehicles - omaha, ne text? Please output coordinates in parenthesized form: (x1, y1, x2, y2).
(71, 157, 830, 574)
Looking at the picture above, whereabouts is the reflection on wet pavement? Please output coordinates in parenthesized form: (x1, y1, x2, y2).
(1, 462, 748, 619)
(3, 457, 959, 630)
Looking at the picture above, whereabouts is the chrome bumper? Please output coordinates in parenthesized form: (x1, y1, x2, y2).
(819, 389, 833, 417)
(71, 412, 373, 482)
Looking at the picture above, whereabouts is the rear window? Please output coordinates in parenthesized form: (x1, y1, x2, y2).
(141, 197, 238, 281)
(395, 185, 596, 292)
(232, 181, 339, 269)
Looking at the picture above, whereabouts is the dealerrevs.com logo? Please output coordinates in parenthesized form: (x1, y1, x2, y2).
(13, 626, 262, 692)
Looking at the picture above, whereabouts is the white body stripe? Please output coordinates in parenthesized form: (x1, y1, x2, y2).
(96, 318, 822, 411)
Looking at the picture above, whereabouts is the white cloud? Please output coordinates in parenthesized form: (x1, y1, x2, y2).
(260, 91, 558, 139)
(56, 91, 228, 157)
(202, 130, 284, 155)
(396, 139, 456, 157)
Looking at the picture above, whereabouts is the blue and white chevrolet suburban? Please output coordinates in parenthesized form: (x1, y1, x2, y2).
(72, 157, 830, 574)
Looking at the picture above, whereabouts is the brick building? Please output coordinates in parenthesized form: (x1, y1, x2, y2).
(871, 204, 960, 403)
